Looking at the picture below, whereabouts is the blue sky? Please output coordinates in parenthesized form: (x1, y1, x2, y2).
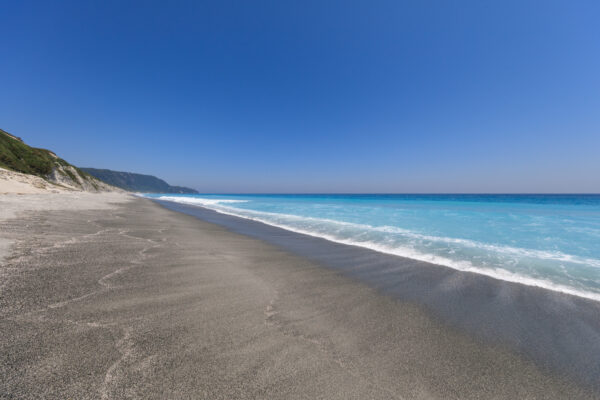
(1, 0, 599, 193)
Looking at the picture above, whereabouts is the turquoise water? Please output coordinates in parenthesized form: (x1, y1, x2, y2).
(148, 194, 600, 301)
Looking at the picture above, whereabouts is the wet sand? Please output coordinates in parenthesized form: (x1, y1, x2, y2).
(1, 195, 597, 399)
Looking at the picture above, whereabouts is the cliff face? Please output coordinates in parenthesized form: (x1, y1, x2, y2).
(0, 129, 119, 192)
(80, 168, 198, 194)
(47, 164, 117, 192)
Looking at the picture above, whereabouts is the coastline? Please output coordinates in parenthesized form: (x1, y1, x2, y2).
(152, 194, 600, 303)
(157, 199, 600, 392)
(1, 194, 597, 398)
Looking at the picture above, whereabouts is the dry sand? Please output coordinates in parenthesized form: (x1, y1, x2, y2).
(0, 168, 65, 194)
(0, 194, 595, 399)
(0, 167, 120, 195)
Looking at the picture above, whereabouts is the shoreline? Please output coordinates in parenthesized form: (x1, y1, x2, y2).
(1, 194, 598, 398)
(152, 195, 600, 303)
(156, 199, 600, 392)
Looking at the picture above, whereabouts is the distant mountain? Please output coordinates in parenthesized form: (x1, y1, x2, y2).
(81, 168, 198, 194)
(0, 128, 118, 192)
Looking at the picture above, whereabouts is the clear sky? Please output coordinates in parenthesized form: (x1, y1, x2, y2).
(1, 0, 599, 193)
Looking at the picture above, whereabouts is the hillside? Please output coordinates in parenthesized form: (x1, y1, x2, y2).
(0, 128, 118, 192)
(81, 168, 198, 193)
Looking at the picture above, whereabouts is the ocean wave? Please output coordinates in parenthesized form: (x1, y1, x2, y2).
(155, 196, 600, 302)
(174, 199, 600, 268)
(157, 196, 248, 206)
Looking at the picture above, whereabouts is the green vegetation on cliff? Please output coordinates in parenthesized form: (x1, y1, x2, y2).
(0, 128, 114, 191)
(0, 128, 71, 176)
(1, 128, 194, 193)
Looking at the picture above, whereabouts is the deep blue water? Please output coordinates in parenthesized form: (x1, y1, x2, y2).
(146, 194, 600, 301)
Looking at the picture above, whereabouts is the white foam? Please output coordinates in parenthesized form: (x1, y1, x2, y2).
(157, 196, 248, 206)
(375, 226, 600, 268)
(155, 196, 600, 302)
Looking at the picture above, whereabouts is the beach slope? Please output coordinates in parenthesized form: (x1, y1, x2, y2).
(0, 195, 594, 399)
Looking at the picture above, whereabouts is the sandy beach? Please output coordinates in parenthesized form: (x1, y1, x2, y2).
(1, 194, 598, 399)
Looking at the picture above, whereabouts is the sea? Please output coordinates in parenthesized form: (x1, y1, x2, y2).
(145, 194, 600, 302)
